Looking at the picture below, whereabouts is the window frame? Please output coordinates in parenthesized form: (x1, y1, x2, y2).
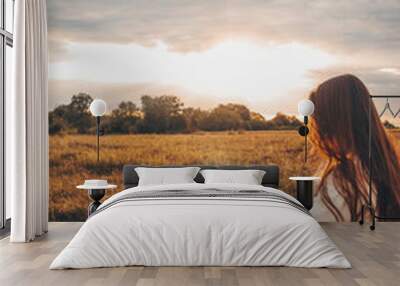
(0, 0, 14, 231)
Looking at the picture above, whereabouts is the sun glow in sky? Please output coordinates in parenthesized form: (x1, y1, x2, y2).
(47, 1, 400, 115)
(50, 40, 338, 113)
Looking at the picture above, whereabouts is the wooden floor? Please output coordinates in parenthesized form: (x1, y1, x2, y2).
(0, 222, 399, 286)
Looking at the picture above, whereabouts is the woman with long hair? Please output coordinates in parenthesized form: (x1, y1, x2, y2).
(309, 74, 400, 221)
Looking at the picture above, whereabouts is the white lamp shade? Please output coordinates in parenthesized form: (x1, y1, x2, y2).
(298, 99, 315, 116)
(89, 99, 107, 117)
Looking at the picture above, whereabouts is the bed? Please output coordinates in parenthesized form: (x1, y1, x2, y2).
(50, 165, 350, 269)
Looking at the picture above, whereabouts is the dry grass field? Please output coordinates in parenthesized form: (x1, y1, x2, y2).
(49, 130, 400, 221)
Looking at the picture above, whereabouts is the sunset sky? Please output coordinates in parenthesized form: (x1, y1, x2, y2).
(47, 0, 400, 116)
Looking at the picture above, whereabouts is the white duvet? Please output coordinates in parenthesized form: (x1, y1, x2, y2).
(50, 183, 351, 269)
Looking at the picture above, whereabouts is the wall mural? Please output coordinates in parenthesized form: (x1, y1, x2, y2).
(47, 1, 400, 222)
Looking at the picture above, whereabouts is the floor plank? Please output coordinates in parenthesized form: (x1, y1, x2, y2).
(0, 222, 399, 286)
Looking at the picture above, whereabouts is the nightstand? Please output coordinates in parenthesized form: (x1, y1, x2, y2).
(77, 180, 117, 216)
(289, 177, 320, 210)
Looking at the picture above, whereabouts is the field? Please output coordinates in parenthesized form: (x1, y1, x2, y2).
(49, 130, 400, 221)
(49, 131, 316, 221)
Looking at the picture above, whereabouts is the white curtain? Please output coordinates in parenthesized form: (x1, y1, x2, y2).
(9, 0, 49, 242)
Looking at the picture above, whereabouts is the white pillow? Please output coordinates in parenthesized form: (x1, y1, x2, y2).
(200, 169, 266, 185)
(135, 167, 200, 186)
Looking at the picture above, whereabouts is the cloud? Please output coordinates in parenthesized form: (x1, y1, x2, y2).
(379, 68, 400, 76)
(306, 66, 400, 123)
(48, 79, 222, 111)
(48, 38, 71, 63)
(49, 67, 400, 116)
(47, 1, 400, 114)
(47, 0, 400, 63)
(48, 79, 306, 116)
(308, 65, 400, 95)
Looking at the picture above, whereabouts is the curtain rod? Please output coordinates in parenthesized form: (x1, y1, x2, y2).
(370, 95, 400, 98)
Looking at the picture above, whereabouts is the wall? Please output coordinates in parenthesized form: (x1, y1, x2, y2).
(47, 1, 400, 222)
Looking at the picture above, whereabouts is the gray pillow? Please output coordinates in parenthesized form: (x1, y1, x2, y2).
(200, 169, 266, 185)
(135, 167, 201, 186)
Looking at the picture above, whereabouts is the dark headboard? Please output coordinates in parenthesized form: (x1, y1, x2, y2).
(122, 165, 280, 189)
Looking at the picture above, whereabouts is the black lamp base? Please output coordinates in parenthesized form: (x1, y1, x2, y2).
(296, 180, 314, 210)
(298, 126, 309, 136)
(87, 189, 105, 216)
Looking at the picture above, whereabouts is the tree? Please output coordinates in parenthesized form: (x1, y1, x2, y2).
(222, 104, 251, 121)
(49, 112, 66, 134)
(48, 92, 305, 134)
(103, 101, 141, 134)
(199, 104, 244, 131)
(67, 93, 94, 133)
(137, 95, 186, 133)
(69, 93, 92, 113)
(265, 112, 302, 130)
(248, 112, 268, 130)
(48, 93, 94, 134)
(182, 107, 209, 132)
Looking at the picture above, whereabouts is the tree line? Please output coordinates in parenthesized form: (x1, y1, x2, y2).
(49, 93, 302, 134)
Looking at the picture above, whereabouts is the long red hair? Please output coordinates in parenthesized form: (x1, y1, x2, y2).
(309, 74, 400, 221)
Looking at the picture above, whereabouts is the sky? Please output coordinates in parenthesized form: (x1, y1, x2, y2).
(47, 0, 400, 116)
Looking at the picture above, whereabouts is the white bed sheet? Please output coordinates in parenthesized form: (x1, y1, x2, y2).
(50, 183, 350, 269)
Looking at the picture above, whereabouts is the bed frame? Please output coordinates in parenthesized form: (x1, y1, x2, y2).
(122, 165, 280, 189)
